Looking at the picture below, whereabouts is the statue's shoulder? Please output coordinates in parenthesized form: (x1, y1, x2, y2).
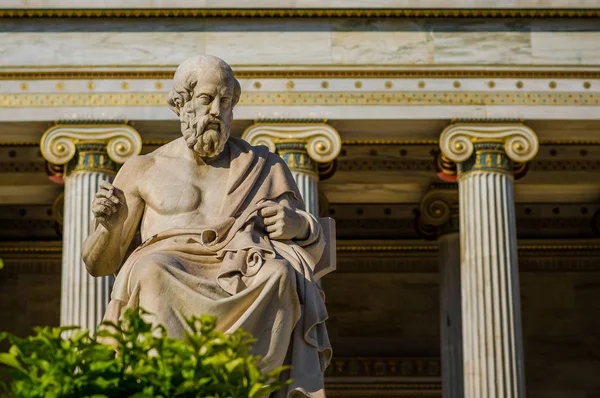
(229, 137, 282, 165)
(151, 138, 183, 158)
(119, 139, 183, 174)
(229, 136, 271, 160)
(130, 138, 184, 167)
(118, 153, 152, 178)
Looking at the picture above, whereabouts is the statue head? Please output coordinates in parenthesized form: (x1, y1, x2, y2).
(167, 55, 241, 158)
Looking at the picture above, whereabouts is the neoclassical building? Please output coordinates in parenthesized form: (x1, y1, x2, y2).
(1, 1, 600, 397)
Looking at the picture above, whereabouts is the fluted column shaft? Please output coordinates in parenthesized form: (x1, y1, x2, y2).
(460, 171, 524, 398)
(440, 123, 538, 398)
(62, 169, 113, 331)
(41, 124, 142, 332)
(242, 123, 342, 217)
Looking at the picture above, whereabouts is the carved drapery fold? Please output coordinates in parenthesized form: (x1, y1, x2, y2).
(243, 123, 341, 216)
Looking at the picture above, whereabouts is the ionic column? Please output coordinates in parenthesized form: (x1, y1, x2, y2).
(41, 124, 142, 332)
(242, 123, 341, 216)
(439, 123, 538, 398)
(419, 187, 462, 398)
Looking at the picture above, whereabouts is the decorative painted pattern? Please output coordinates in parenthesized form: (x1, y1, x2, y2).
(325, 357, 441, 378)
(0, 8, 598, 19)
(67, 143, 116, 176)
(1, 91, 600, 108)
(3, 70, 600, 80)
(457, 142, 513, 175)
(276, 142, 318, 175)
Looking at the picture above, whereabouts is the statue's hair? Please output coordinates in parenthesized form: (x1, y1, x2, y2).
(167, 55, 241, 116)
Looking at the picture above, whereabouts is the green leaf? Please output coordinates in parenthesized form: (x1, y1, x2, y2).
(70, 329, 89, 342)
(90, 361, 116, 372)
(224, 358, 244, 373)
(0, 352, 26, 372)
(0, 307, 290, 397)
(128, 393, 154, 398)
(248, 382, 264, 398)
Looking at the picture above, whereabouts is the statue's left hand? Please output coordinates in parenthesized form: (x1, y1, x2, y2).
(259, 204, 309, 240)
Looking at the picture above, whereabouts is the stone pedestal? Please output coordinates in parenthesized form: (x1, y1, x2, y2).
(41, 124, 142, 331)
(242, 123, 341, 216)
(439, 123, 538, 398)
(419, 187, 462, 398)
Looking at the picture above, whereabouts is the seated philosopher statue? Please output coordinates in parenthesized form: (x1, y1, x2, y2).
(82, 55, 332, 397)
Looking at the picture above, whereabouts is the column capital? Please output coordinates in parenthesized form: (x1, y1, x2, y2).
(40, 123, 142, 176)
(439, 123, 538, 178)
(440, 123, 538, 163)
(242, 123, 342, 164)
(418, 185, 459, 238)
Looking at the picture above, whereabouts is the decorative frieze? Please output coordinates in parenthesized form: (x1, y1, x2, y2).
(325, 357, 441, 378)
(1, 8, 599, 19)
(3, 91, 600, 109)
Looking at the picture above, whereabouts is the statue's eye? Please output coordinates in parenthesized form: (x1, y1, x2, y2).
(221, 97, 232, 105)
(197, 94, 212, 104)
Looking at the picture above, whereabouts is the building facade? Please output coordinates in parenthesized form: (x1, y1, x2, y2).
(1, 1, 600, 396)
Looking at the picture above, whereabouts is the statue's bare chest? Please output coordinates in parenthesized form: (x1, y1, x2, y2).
(139, 159, 230, 217)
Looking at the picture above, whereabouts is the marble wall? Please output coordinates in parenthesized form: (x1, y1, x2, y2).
(1, 19, 600, 67)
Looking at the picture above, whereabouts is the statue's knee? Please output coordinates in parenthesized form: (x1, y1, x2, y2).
(130, 254, 176, 289)
(267, 258, 295, 283)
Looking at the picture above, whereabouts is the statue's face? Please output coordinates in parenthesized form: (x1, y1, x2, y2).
(179, 67, 235, 158)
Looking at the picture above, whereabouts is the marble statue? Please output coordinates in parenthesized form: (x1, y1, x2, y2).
(82, 55, 331, 397)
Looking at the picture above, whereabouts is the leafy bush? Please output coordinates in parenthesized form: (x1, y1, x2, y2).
(0, 309, 288, 398)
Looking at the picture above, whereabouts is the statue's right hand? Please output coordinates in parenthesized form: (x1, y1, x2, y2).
(92, 181, 127, 229)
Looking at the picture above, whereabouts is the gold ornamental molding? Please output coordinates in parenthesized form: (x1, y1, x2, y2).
(326, 385, 441, 398)
(2, 91, 600, 108)
(337, 245, 438, 253)
(5, 69, 600, 80)
(3, 139, 600, 148)
(0, 8, 599, 19)
(342, 140, 440, 146)
(337, 243, 600, 253)
(0, 247, 62, 254)
(326, 357, 441, 378)
(342, 139, 600, 146)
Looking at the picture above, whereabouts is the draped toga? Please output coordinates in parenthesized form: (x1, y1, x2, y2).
(103, 137, 332, 397)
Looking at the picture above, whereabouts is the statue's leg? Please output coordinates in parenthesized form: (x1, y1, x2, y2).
(237, 257, 301, 373)
(127, 252, 224, 337)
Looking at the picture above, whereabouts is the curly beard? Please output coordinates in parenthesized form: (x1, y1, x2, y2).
(180, 113, 229, 158)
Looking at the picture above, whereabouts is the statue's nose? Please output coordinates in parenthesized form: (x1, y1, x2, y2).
(209, 99, 221, 117)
